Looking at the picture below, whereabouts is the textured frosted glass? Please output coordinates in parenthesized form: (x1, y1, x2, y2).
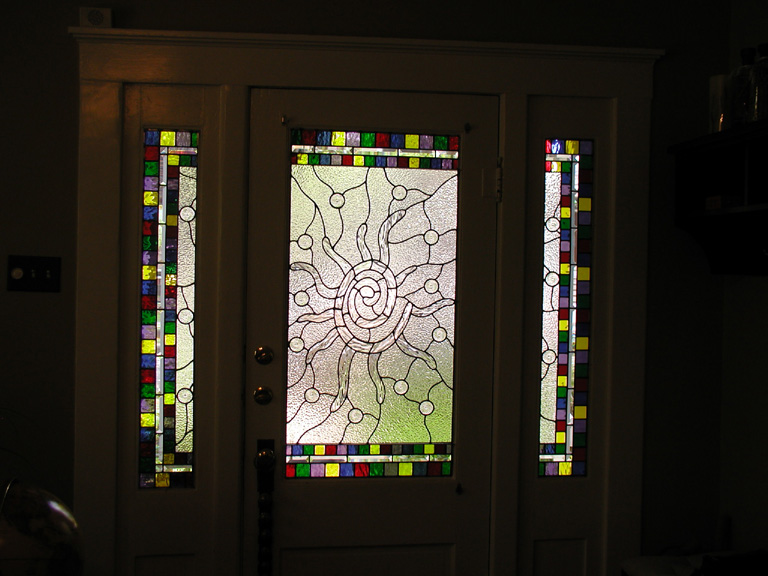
(286, 129, 459, 478)
(538, 139, 593, 477)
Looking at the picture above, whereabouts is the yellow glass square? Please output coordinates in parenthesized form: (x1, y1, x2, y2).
(142, 266, 157, 280)
(398, 463, 413, 476)
(164, 393, 175, 405)
(556, 432, 566, 444)
(409, 158, 420, 168)
(167, 154, 180, 166)
(164, 334, 176, 346)
(561, 207, 571, 218)
(144, 191, 159, 206)
(576, 337, 589, 350)
(558, 376, 568, 387)
(559, 319, 569, 331)
(574, 405, 587, 419)
(314, 445, 325, 456)
(354, 155, 364, 166)
(565, 140, 579, 154)
(326, 463, 339, 477)
(560, 263, 570, 275)
(579, 198, 592, 211)
(577, 267, 591, 281)
(369, 445, 380, 455)
(297, 153, 308, 165)
(166, 215, 178, 227)
(164, 453, 175, 464)
(405, 134, 419, 149)
(140, 413, 155, 427)
(424, 444, 435, 455)
(559, 462, 572, 476)
(551, 161, 560, 172)
(160, 132, 175, 146)
(156, 473, 170, 487)
(141, 340, 156, 354)
(331, 131, 346, 146)
(165, 274, 177, 286)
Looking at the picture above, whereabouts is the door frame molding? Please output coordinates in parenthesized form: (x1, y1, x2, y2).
(71, 27, 660, 575)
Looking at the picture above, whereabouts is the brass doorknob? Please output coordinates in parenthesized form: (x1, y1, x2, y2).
(254, 346, 274, 365)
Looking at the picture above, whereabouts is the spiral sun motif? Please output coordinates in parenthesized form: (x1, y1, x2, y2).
(292, 208, 453, 411)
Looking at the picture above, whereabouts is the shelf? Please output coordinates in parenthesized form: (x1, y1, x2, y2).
(671, 120, 768, 274)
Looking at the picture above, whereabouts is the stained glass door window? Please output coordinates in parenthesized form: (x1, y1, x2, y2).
(286, 129, 459, 478)
(539, 139, 593, 477)
(139, 128, 198, 488)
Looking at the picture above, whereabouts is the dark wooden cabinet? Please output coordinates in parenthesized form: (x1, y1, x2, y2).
(671, 119, 768, 274)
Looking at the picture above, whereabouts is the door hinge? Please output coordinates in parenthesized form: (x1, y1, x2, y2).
(495, 157, 503, 203)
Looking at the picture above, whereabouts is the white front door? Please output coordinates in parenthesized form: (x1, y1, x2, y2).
(242, 89, 499, 575)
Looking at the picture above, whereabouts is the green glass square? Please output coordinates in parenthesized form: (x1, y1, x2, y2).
(555, 443, 566, 455)
(562, 161, 572, 173)
(303, 445, 313, 456)
(191, 132, 199, 147)
(142, 236, 158, 251)
(142, 310, 157, 325)
(164, 322, 175, 334)
(166, 200, 178, 215)
(290, 130, 301, 145)
(574, 433, 587, 447)
(413, 444, 424, 455)
(575, 364, 590, 378)
(139, 457, 154, 473)
(370, 463, 384, 477)
(179, 155, 191, 166)
(434, 136, 448, 150)
(420, 157, 431, 168)
(559, 331, 568, 342)
(144, 161, 159, 176)
(560, 274, 570, 286)
(361, 132, 375, 147)
(442, 462, 452, 476)
(164, 381, 175, 394)
(166, 263, 177, 274)
(577, 295, 591, 309)
(580, 155, 593, 169)
(561, 218, 571, 230)
(141, 383, 155, 399)
(538, 462, 546, 476)
(359, 445, 370, 455)
(579, 225, 592, 239)
(364, 155, 375, 167)
(557, 387, 567, 398)
(308, 154, 320, 165)
(296, 463, 310, 477)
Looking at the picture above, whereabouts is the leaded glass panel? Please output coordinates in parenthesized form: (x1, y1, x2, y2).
(139, 128, 198, 488)
(286, 129, 459, 478)
(539, 138, 593, 477)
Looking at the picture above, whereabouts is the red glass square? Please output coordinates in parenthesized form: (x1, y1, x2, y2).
(165, 286, 177, 298)
(376, 133, 390, 148)
(140, 369, 154, 384)
(141, 296, 155, 310)
(354, 463, 369, 477)
(165, 346, 176, 358)
(427, 462, 443, 476)
(145, 146, 159, 161)
(286, 464, 296, 478)
(448, 136, 459, 150)
(301, 130, 316, 145)
(556, 420, 566, 432)
(397, 157, 409, 168)
(325, 445, 337, 455)
(342, 155, 354, 166)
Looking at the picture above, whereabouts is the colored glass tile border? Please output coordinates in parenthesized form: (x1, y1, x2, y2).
(290, 129, 459, 170)
(538, 139, 593, 478)
(286, 444, 452, 478)
(139, 128, 199, 489)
